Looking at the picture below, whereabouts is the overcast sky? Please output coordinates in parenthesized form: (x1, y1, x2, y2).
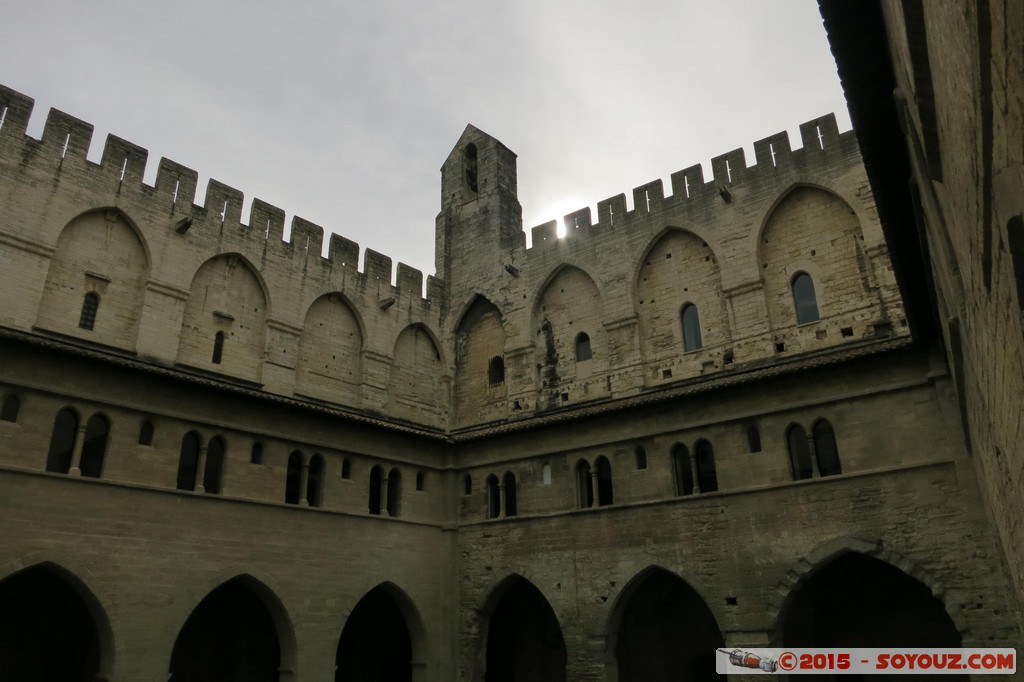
(4, 1, 849, 280)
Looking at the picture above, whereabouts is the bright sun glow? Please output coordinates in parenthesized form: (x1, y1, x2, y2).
(524, 196, 591, 241)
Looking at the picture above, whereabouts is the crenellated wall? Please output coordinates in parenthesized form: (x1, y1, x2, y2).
(1, 80, 1018, 682)
(439, 115, 907, 430)
(0, 84, 448, 429)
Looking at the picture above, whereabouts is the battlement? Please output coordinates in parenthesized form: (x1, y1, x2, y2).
(0, 84, 437, 301)
(523, 113, 853, 256)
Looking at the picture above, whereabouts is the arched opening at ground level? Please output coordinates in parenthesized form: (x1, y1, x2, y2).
(483, 577, 567, 682)
(779, 552, 962, 650)
(607, 567, 723, 681)
(0, 563, 111, 682)
(335, 584, 424, 682)
(169, 577, 284, 682)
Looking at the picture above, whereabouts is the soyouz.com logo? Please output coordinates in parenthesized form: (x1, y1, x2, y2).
(716, 648, 1016, 675)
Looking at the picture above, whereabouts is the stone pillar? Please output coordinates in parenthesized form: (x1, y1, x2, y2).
(381, 476, 390, 516)
(195, 445, 209, 492)
(498, 482, 506, 517)
(299, 461, 310, 506)
(806, 433, 821, 478)
(690, 453, 701, 494)
(69, 424, 87, 475)
(589, 470, 599, 507)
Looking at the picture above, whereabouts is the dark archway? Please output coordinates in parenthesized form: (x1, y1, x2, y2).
(170, 577, 282, 682)
(610, 567, 723, 682)
(335, 586, 414, 682)
(484, 578, 567, 682)
(779, 552, 962, 649)
(0, 564, 110, 682)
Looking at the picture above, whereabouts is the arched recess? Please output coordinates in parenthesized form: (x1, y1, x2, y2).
(36, 207, 150, 351)
(773, 543, 964, 649)
(0, 561, 115, 682)
(388, 323, 446, 426)
(454, 295, 506, 427)
(635, 228, 726, 368)
(169, 574, 297, 682)
(758, 185, 866, 330)
(335, 582, 428, 682)
(476, 574, 566, 682)
(296, 293, 364, 406)
(534, 265, 605, 409)
(176, 253, 268, 381)
(604, 565, 724, 682)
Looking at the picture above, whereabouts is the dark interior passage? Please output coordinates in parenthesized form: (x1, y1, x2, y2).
(336, 586, 413, 682)
(782, 552, 961, 668)
(614, 569, 723, 682)
(0, 565, 102, 682)
(170, 577, 281, 682)
(485, 579, 567, 682)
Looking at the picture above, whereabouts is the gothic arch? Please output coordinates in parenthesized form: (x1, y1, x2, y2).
(633, 225, 722, 288)
(769, 537, 968, 643)
(634, 227, 728, 368)
(296, 292, 365, 405)
(753, 180, 868, 249)
(169, 571, 298, 680)
(388, 323, 447, 426)
(529, 261, 607, 311)
(0, 560, 115, 681)
(177, 253, 269, 379)
(37, 207, 151, 350)
(534, 265, 606, 408)
(335, 581, 428, 682)
(603, 564, 724, 682)
(757, 185, 866, 331)
(474, 572, 567, 682)
(454, 295, 506, 426)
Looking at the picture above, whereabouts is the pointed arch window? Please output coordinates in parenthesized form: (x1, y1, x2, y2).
(672, 444, 694, 496)
(463, 473, 473, 496)
(694, 440, 718, 493)
(813, 419, 842, 476)
(681, 303, 702, 351)
(575, 332, 592, 362)
(78, 293, 99, 331)
(595, 456, 614, 506)
(176, 432, 201, 491)
(285, 451, 303, 504)
(368, 466, 384, 515)
(250, 442, 263, 464)
(464, 143, 479, 194)
(1, 394, 21, 422)
(635, 446, 647, 470)
(204, 436, 225, 494)
(415, 470, 425, 491)
(486, 474, 501, 518)
(576, 460, 594, 508)
(307, 454, 324, 507)
(792, 273, 820, 324)
(787, 424, 813, 480)
(46, 408, 78, 474)
(386, 468, 401, 517)
(341, 457, 352, 479)
(503, 472, 517, 517)
(80, 414, 109, 479)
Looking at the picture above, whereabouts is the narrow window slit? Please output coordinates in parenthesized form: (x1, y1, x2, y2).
(61, 133, 70, 159)
(769, 143, 777, 167)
